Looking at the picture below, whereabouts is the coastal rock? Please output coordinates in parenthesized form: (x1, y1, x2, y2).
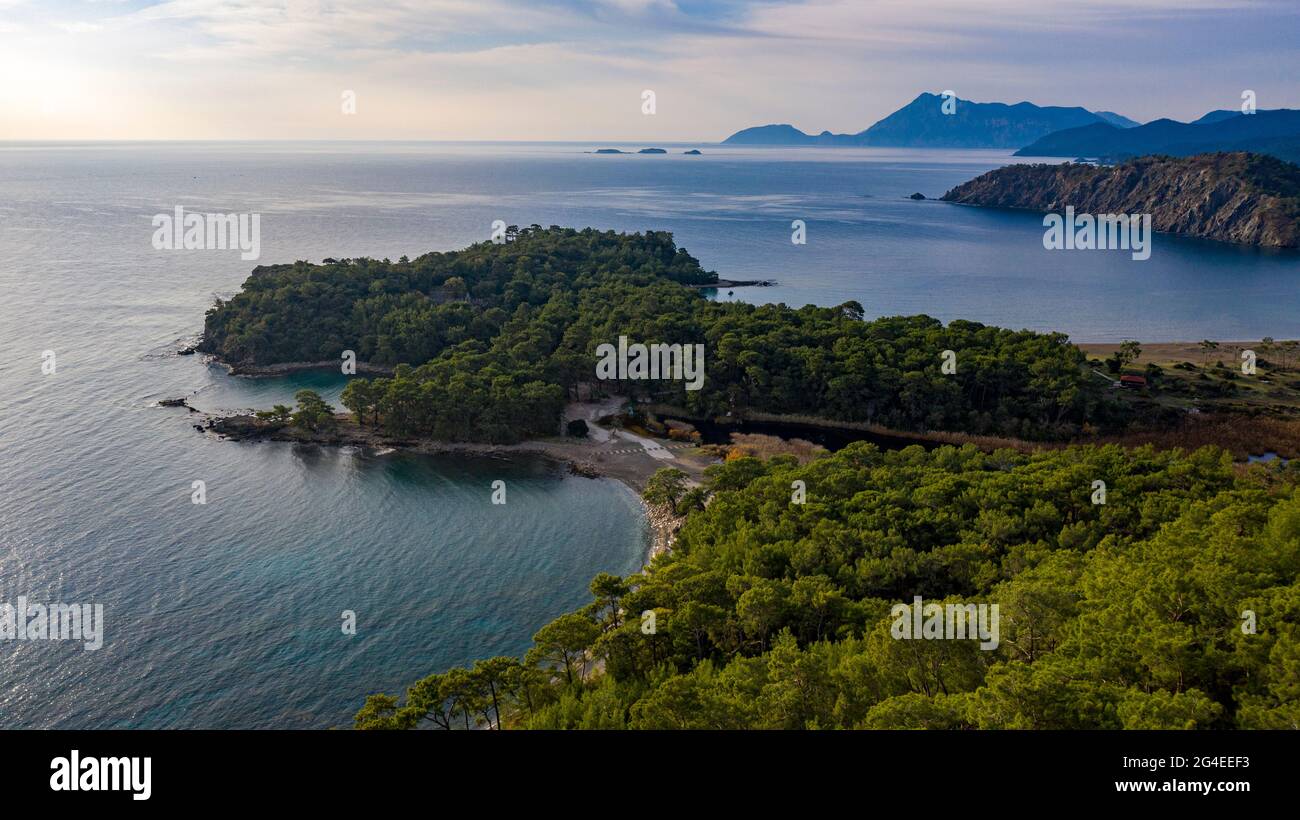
(643, 500, 685, 559)
(209, 359, 395, 377)
(909, 192, 926, 200)
(688, 277, 777, 289)
(940, 152, 1300, 248)
(159, 397, 199, 412)
(206, 414, 275, 440)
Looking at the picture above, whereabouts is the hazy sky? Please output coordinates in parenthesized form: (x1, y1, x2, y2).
(2, 0, 1298, 140)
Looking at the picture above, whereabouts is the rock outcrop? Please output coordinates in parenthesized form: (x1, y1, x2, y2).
(940, 152, 1300, 247)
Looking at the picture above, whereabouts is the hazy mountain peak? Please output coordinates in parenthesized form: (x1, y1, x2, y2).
(1193, 109, 1243, 125)
(722, 92, 1135, 148)
(1095, 111, 1141, 128)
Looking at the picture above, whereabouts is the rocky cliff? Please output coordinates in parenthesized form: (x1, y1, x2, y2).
(940, 152, 1300, 247)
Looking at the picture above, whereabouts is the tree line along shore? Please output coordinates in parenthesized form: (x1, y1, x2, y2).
(198, 226, 1299, 455)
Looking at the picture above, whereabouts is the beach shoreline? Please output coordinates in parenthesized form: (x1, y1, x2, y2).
(184, 337, 1300, 570)
(187, 396, 706, 565)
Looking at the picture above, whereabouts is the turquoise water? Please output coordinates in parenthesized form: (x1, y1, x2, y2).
(1, 141, 1297, 728)
(0, 350, 648, 728)
(0, 362, 649, 727)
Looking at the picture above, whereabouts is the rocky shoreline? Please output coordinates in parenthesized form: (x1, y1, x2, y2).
(211, 359, 396, 377)
(204, 411, 603, 472)
(642, 500, 685, 561)
(940, 153, 1300, 248)
(686, 278, 776, 289)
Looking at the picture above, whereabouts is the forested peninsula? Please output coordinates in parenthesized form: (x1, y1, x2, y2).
(201, 226, 1131, 444)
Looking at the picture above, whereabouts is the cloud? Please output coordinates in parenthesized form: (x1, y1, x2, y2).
(54, 21, 102, 33)
(0, 0, 1297, 139)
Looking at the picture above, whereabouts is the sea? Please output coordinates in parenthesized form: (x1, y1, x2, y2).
(1, 141, 1297, 727)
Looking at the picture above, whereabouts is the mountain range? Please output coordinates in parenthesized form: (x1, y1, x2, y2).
(1014, 109, 1300, 164)
(722, 93, 1139, 148)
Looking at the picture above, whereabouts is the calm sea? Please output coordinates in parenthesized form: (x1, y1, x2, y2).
(0, 141, 1297, 727)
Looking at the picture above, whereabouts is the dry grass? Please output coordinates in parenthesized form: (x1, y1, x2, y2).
(906, 429, 1055, 454)
(1078, 341, 1265, 367)
(1079, 341, 1300, 415)
(1094, 414, 1300, 460)
(724, 433, 828, 463)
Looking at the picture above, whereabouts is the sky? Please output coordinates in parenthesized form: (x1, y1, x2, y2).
(1, 0, 1298, 141)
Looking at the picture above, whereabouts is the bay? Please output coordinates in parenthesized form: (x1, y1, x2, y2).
(1, 140, 1296, 727)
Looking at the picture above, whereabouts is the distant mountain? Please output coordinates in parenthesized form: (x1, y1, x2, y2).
(1095, 111, 1141, 128)
(1192, 110, 1243, 125)
(859, 93, 1114, 148)
(723, 124, 818, 145)
(1015, 109, 1300, 163)
(721, 93, 1135, 148)
(941, 152, 1300, 248)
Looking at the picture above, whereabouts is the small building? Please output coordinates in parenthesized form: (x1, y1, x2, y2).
(1119, 374, 1147, 389)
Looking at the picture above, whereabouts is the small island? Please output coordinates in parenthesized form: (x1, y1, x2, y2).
(637, 147, 667, 154)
